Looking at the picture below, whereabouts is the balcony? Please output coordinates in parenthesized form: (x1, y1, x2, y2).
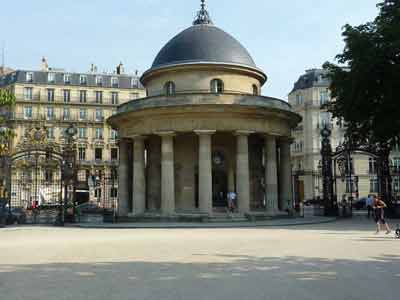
(77, 160, 118, 167)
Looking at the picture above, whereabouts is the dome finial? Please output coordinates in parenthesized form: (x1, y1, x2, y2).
(193, 0, 213, 25)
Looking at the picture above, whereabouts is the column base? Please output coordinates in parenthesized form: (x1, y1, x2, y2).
(265, 210, 279, 217)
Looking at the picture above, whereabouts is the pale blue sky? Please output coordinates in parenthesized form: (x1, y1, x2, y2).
(1, 0, 379, 99)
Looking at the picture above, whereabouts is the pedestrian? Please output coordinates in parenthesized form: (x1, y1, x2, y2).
(227, 191, 236, 213)
(366, 194, 374, 219)
(373, 196, 391, 234)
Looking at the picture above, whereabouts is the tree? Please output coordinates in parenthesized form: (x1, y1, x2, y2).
(323, 0, 400, 148)
(0, 88, 15, 155)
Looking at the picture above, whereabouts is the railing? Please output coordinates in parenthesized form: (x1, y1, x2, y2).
(6, 113, 106, 123)
(77, 160, 118, 166)
(16, 94, 120, 106)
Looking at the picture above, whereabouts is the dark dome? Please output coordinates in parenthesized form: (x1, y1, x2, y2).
(151, 24, 257, 69)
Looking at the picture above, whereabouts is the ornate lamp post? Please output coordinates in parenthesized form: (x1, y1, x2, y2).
(59, 124, 77, 226)
(320, 125, 337, 216)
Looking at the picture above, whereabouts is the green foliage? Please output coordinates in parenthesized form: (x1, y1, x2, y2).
(324, 0, 400, 147)
(0, 88, 16, 148)
(0, 88, 15, 107)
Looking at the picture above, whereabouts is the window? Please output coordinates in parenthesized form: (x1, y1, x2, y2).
(110, 130, 118, 140)
(95, 109, 103, 121)
(95, 91, 103, 104)
(164, 81, 175, 96)
(80, 75, 87, 85)
(296, 94, 304, 105)
(78, 127, 87, 139)
(111, 148, 118, 161)
(370, 177, 379, 193)
(79, 108, 87, 120)
(24, 106, 33, 119)
(293, 141, 304, 153)
(346, 177, 358, 193)
(393, 177, 400, 193)
(96, 76, 103, 86)
(320, 112, 331, 128)
(24, 87, 33, 100)
(210, 79, 224, 94)
(252, 84, 259, 96)
(63, 90, 71, 103)
(369, 158, 377, 174)
(64, 74, 71, 84)
(393, 157, 400, 173)
(47, 89, 55, 102)
(95, 148, 103, 160)
(26, 72, 33, 82)
(46, 127, 54, 139)
(63, 107, 70, 120)
(78, 147, 86, 161)
(111, 77, 119, 88)
(47, 107, 54, 120)
(48, 72, 55, 83)
(79, 90, 87, 103)
(111, 92, 119, 105)
(95, 128, 103, 140)
(131, 78, 139, 88)
(320, 90, 329, 106)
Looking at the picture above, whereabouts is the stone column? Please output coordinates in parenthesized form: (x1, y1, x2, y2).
(146, 136, 161, 211)
(117, 139, 130, 216)
(195, 130, 215, 215)
(264, 135, 278, 215)
(132, 135, 146, 215)
(279, 139, 293, 211)
(159, 132, 175, 215)
(235, 131, 253, 214)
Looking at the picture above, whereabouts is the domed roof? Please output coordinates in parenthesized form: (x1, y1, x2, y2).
(151, 24, 257, 69)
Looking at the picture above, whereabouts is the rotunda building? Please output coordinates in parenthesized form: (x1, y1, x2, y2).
(108, 2, 301, 218)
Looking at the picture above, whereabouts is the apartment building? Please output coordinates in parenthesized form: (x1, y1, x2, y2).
(288, 68, 400, 203)
(0, 60, 146, 207)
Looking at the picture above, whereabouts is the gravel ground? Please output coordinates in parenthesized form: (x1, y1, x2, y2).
(0, 217, 399, 300)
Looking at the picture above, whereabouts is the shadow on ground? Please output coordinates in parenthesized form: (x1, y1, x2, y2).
(1, 254, 399, 300)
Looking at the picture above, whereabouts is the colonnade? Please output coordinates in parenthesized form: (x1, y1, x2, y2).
(118, 131, 293, 217)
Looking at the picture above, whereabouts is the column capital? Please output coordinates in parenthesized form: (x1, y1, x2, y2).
(264, 132, 280, 138)
(194, 130, 216, 136)
(130, 134, 147, 141)
(234, 130, 255, 136)
(155, 131, 176, 137)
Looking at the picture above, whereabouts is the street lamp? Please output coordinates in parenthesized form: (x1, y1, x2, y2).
(317, 160, 322, 196)
(59, 124, 77, 226)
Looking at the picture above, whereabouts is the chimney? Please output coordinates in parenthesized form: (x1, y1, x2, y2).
(116, 62, 124, 75)
(41, 57, 49, 71)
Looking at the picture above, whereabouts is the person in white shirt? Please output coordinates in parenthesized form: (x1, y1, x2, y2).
(227, 191, 236, 213)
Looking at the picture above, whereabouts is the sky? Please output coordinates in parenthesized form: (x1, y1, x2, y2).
(1, 0, 380, 100)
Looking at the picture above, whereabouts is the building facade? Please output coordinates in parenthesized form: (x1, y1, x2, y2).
(0, 62, 145, 210)
(108, 3, 301, 218)
(289, 68, 400, 203)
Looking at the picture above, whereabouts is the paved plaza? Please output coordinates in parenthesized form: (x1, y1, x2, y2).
(1, 218, 399, 300)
